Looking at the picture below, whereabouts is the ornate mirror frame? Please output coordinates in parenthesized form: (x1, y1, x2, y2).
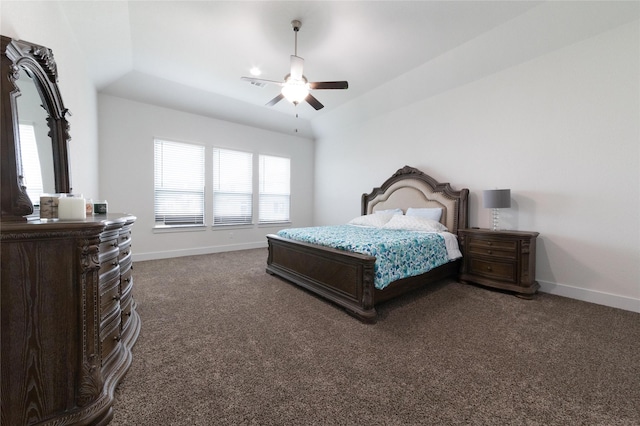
(1, 35, 71, 221)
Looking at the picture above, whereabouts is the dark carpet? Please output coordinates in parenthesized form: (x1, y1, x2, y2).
(110, 248, 640, 425)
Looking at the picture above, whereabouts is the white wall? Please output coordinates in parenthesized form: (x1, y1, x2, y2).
(1, 1, 100, 199)
(314, 22, 640, 312)
(98, 94, 315, 260)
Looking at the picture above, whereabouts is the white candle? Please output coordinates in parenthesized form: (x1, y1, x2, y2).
(58, 196, 86, 220)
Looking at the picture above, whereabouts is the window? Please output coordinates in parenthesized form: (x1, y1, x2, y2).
(19, 123, 44, 206)
(212, 148, 253, 225)
(154, 139, 205, 226)
(259, 155, 290, 223)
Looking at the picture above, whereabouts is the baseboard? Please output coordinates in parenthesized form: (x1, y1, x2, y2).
(538, 280, 640, 313)
(133, 241, 268, 262)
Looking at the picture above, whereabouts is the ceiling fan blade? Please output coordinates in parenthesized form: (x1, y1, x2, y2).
(290, 55, 304, 80)
(266, 93, 284, 107)
(305, 93, 324, 110)
(309, 81, 349, 90)
(241, 76, 284, 86)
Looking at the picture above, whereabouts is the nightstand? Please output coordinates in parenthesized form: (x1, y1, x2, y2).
(458, 228, 539, 298)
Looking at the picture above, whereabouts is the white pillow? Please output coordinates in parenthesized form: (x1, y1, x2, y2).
(348, 213, 394, 228)
(406, 207, 443, 221)
(381, 215, 449, 232)
(375, 208, 403, 215)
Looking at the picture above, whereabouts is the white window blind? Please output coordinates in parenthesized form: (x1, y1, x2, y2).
(19, 123, 44, 206)
(154, 139, 205, 226)
(259, 155, 290, 223)
(212, 148, 253, 225)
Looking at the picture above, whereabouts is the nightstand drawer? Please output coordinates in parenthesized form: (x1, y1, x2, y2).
(469, 258, 516, 282)
(467, 245, 516, 259)
(469, 237, 517, 251)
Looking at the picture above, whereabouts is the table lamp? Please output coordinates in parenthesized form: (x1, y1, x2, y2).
(483, 189, 511, 231)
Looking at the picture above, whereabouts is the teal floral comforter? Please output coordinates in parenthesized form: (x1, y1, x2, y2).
(277, 225, 450, 290)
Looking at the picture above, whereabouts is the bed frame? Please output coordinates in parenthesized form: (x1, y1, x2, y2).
(266, 165, 469, 323)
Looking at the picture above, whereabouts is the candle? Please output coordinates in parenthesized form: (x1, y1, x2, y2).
(58, 196, 87, 220)
(39, 194, 61, 219)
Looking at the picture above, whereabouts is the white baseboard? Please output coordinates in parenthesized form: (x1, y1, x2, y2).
(133, 241, 268, 262)
(539, 280, 640, 313)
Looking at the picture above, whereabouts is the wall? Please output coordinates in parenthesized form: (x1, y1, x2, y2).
(98, 94, 315, 260)
(1, 1, 100, 199)
(314, 22, 639, 312)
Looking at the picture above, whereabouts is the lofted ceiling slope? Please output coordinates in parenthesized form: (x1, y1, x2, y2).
(55, 1, 639, 140)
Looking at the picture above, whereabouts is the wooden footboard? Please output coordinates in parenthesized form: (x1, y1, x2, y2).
(266, 234, 378, 322)
(266, 234, 461, 323)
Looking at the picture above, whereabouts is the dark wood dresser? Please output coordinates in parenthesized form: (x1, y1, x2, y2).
(458, 228, 539, 297)
(1, 214, 140, 425)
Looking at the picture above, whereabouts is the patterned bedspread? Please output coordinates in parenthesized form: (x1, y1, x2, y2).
(277, 225, 451, 290)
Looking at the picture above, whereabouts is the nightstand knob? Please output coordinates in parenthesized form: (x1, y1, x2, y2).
(488, 250, 493, 255)
(487, 242, 493, 246)
(487, 266, 492, 271)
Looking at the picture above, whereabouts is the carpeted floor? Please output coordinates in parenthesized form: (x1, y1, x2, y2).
(110, 248, 640, 425)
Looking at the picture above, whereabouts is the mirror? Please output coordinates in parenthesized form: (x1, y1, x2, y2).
(16, 67, 56, 206)
(1, 35, 71, 221)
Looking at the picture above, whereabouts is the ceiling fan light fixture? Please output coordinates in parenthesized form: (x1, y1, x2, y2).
(240, 19, 348, 111)
(281, 79, 309, 105)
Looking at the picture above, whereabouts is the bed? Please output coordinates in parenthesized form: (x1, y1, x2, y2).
(266, 165, 469, 322)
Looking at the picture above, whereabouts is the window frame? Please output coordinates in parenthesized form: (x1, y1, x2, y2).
(153, 138, 206, 228)
(258, 154, 291, 225)
(212, 147, 254, 227)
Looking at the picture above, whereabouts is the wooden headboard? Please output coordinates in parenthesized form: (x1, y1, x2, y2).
(361, 166, 469, 234)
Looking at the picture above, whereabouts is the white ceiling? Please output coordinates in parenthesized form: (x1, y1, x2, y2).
(55, 1, 639, 139)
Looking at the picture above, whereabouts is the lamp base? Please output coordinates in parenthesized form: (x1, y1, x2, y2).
(491, 208, 500, 231)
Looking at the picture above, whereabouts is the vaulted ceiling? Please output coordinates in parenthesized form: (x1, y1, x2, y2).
(53, 1, 638, 139)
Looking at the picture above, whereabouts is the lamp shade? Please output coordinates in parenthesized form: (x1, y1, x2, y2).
(483, 189, 511, 209)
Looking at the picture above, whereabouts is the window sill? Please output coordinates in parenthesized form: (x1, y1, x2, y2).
(258, 222, 292, 228)
(153, 224, 207, 233)
(211, 223, 254, 231)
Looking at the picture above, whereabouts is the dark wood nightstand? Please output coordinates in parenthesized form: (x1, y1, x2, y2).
(458, 228, 539, 298)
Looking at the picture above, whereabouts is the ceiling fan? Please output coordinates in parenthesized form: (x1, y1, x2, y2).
(241, 20, 348, 110)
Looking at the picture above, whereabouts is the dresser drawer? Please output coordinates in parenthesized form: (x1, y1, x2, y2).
(119, 247, 132, 270)
(120, 295, 133, 332)
(98, 238, 120, 263)
(120, 267, 133, 296)
(100, 275, 121, 315)
(99, 254, 120, 279)
(119, 229, 132, 249)
(468, 258, 516, 283)
(101, 314, 122, 365)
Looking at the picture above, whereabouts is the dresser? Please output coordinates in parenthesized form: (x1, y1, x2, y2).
(1, 214, 140, 425)
(458, 228, 539, 297)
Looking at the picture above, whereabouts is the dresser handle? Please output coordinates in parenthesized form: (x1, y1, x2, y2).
(487, 242, 493, 246)
(112, 295, 121, 301)
(486, 266, 492, 271)
(111, 242, 118, 247)
(488, 250, 492, 255)
(124, 277, 131, 283)
(113, 335, 121, 342)
(112, 261, 118, 266)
